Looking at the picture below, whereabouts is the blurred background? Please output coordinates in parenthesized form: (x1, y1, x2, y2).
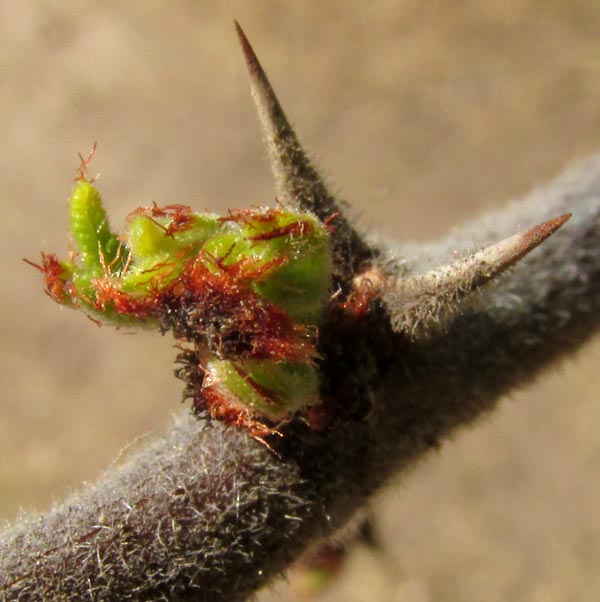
(2, 2, 600, 600)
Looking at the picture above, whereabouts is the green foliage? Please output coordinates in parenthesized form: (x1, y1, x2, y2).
(35, 177, 332, 432)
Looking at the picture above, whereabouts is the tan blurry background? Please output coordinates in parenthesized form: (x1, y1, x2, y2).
(2, 2, 600, 600)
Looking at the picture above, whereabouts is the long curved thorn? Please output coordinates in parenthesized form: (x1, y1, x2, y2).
(234, 21, 373, 276)
(391, 213, 572, 336)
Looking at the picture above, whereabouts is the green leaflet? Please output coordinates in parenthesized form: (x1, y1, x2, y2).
(204, 359, 320, 423)
(68, 180, 124, 298)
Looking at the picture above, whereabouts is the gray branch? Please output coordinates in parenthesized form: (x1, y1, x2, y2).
(2, 25, 600, 602)
(2, 152, 600, 602)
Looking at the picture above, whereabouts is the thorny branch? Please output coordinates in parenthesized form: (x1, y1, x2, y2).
(2, 24, 600, 602)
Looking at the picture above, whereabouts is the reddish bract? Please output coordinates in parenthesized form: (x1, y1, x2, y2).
(24, 254, 73, 305)
(174, 254, 317, 362)
(127, 203, 197, 237)
(341, 268, 386, 319)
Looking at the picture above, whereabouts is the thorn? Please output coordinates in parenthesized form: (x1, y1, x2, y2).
(463, 212, 571, 290)
(234, 21, 323, 213)
(234, 22, 373, 275)
(234, 21, 265, 84)
(391, 213, 571, 337)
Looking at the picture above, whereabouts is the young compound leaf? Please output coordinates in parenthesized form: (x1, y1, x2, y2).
(31, 170, 342, 439)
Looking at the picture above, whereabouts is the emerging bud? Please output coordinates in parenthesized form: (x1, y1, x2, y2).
(31, 175, 333, 437)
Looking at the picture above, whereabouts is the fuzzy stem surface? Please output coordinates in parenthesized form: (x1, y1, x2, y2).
(3, 154, 600, 601)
